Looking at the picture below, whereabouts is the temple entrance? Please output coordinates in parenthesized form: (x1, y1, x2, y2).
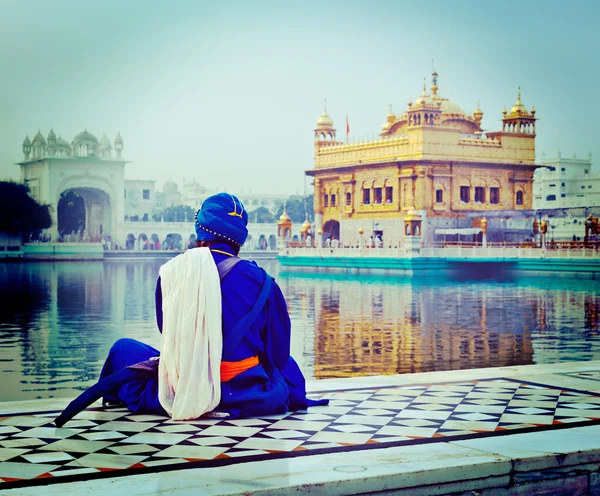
(323, 219, 340, 244)
(57, 191, 86, 238)
(57, 187, 111, 241)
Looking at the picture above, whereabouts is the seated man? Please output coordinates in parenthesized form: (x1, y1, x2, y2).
(56, 193, 326, 426)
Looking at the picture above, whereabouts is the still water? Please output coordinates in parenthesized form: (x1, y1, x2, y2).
(1, 260, 599, 402)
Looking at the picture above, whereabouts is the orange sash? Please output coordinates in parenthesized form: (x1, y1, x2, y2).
(220, 355, 259, 382)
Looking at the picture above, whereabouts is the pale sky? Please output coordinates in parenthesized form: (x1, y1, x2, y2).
(0, 0, 597, 195)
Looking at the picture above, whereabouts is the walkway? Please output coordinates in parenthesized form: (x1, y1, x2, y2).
(1, 361, 600, 495)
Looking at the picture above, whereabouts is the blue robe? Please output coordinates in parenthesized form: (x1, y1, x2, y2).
(100, 243, 323, 417)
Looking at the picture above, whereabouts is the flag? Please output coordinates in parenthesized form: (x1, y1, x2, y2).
(345, 114, 350, 142)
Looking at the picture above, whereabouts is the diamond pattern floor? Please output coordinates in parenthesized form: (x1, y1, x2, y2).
(1, 378, 600, 489)
(563, 370, 600, 382)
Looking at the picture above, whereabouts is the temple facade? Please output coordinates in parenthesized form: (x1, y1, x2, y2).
(307, 73, 540, 246)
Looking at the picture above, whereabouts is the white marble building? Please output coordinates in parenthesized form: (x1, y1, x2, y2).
(533, 152, 599, 209)
(18, 129, 126, 241)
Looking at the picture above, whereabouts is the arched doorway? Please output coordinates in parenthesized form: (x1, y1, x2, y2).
(57, 191, 86, 239)
(323, 219, 340, 244)
(165, 233, 182, 250)
(57, 187, 112, 242)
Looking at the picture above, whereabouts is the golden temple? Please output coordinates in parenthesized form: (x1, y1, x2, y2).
(307, 72, 539, 245)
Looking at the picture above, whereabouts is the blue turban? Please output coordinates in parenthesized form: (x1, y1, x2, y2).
(194, 193, 249, 246)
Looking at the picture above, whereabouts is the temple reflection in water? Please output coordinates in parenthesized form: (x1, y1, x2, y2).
(278, 270, 600, 379)
(0, 261, 599, 401)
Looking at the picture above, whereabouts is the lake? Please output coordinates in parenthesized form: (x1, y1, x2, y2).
(0, 259, 598, 401)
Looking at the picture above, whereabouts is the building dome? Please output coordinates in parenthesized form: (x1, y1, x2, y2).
(99, 133, 112, 149)
(316, 110, 334, 129)
(300, 214, 311, 233)
(510, 88, 528, 115)
(56, 136, 70, 148)
(47, 129, 56, 141)
(32, 130, 46, 145)
(22, 136, 31, 146)
(163, 180, 179, 194)
(381, 104, 397, 133)
(73, 130, 98, 143)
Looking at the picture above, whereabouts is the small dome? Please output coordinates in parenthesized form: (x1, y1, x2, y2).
(114, 132, 123, 144)
(47, 129, 56, 141)
(56, 136, 70, 148)
(99, 133, 112, 149)
(510, 88, 528, 114)
(316, 110, 334, 129)
(300, 214, 311, 232)
(163, 180, 179, 194)
(73, 129, 98, 143)
(279, 204, 291, 223)
(381, 121, 392, 132)
(22, 136, 31, 146)
(32, 130, 46, 145)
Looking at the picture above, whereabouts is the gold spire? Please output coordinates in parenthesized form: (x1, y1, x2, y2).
(279, 203, 291, 223)
(510, 87, 528, 115)
(301, 213, 311, 232)
(473, 100, 483, 123)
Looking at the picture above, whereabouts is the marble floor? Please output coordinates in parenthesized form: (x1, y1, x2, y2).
(1, 361, 600, 494)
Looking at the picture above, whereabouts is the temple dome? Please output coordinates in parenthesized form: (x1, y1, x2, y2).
(73, 130, 98, 143)
(99, 133, 112, 149)
(316, 111, 334, 128)
(163, 180, 179, 194)
(56, 136, 70, 148)
(32, 130, 46, 145)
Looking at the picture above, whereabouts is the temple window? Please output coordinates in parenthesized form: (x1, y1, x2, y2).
(374, 187, 382, 204)
(516, 190, 524, 205)
(490, 187, 500, 204)
(124, 189, 127, 199)
(546, 194, 556, 201)
(474, 187, 485, 203)
(143, 189, 150, 200)
(385, 186, 393, 203)
(460, 186, 470, 203)
(346, 192, 352, 206)
(324, 194, 329, 207)
(436, 189, 443, 203)
(363, 188, 370, 205)
(331, 194, 336, 207)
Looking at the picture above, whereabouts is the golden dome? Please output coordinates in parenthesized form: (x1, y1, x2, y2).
(510, 87, 528, 114)
(300, 213, 311, 232)
(279, 203, 291, 223)
(316, 109, 334, 129)
(405, 208, 422, 221)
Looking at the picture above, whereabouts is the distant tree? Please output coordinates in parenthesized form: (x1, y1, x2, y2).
(161, 205, 196, 223)
(248, 206, 276, 223)
(0, 181, 52, 238)
(275, 195, 314, 223)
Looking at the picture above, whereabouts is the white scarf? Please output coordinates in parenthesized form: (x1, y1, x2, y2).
(157, 247, 222, 420)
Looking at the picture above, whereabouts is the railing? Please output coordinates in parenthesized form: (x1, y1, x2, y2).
(280, 244, 600, 260)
